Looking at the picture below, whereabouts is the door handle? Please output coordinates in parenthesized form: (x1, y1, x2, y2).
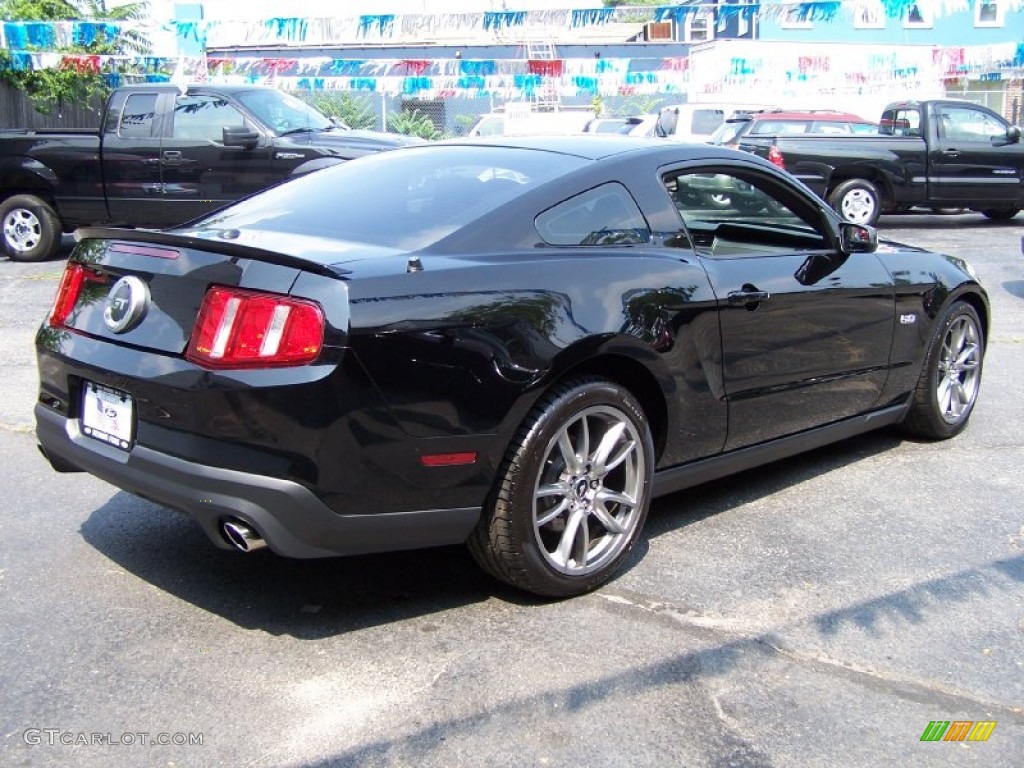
(162, 150, 183, 165)
(727, 290, 770, 305)
(941, 149, 961, 157)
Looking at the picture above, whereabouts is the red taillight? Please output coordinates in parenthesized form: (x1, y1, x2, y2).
(768, 145, 785, 169)
(48, 263, 104, 328)
(186, 286, 324, 368)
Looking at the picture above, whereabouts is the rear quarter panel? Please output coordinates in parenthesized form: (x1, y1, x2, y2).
(343, 249, 727, 469)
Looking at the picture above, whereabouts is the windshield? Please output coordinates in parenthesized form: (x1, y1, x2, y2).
(192, 145, 587, 251)
(709, 121, 747, 145)
(233, 89, 333, 135)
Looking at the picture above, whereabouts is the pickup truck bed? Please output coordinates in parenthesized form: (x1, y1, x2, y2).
(736, 99, 1023, 225)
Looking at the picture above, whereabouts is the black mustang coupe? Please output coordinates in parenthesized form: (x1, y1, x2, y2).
(35, 137, 988, 597)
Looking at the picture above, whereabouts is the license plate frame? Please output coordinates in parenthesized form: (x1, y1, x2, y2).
(81, 381, 135, 451)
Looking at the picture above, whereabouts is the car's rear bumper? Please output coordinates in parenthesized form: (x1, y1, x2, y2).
(35, 403, 480, 558)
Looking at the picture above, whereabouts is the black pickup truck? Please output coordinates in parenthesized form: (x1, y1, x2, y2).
(734, 99, 1024, 226)
(0, 83, 421, 261)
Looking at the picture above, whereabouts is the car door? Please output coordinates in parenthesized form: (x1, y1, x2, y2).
(663, 164, 895, 451)
(929, 102, 1024, 204)
(100, 90, 167, 227)
(160, 93, 278, 226)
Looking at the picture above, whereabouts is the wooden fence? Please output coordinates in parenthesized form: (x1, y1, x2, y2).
(0, 82, 103, 130)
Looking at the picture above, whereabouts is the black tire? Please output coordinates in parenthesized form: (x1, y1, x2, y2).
(901, 301, 984, 440)
(980, 207, 1019, 221)
(0, 194, 62, 262)
(468, 377, 654, 597)
(827, 179, 881, 226)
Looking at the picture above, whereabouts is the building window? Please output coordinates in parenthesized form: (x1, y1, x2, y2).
(853, 2, 885, 29)
(780, 8, 814, 29)
(903, 2, 933, 28)
(974, 0, 1003, 27)
(685, 13, 715, 43)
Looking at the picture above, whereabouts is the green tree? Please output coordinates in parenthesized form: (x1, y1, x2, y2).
(0, 0, 151, 114)
(388, 108, 441, 140)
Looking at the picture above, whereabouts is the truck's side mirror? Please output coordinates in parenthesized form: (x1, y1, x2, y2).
(655, 108, 678, 138)
(223, 125, 259, 149)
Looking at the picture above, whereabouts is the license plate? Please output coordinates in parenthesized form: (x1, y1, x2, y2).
(81, 381, 134, 450)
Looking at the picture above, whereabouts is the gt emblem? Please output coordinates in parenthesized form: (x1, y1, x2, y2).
(900, 313, 917, 325)
(103, 276, 150, 333)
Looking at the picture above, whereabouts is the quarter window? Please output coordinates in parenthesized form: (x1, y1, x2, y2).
(536, 183, 650, 246)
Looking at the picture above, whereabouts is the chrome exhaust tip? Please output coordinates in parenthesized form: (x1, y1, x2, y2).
(221, 519, 267, 552)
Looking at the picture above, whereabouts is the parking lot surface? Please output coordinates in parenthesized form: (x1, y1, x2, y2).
(1, 213, 1021, 767)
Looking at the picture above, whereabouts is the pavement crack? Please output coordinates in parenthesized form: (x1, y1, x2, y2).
(597, 589, 1024, 720)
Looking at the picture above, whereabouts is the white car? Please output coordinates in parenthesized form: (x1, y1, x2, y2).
(655, 102, 770, 143)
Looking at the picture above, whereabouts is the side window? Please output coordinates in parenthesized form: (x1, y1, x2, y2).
(938, 106, 1007, 141)
(119, 93, 159, 138)
(536, 183, 650, 246)
(172, 96, 246, 142)
(663, 170, 830, 257)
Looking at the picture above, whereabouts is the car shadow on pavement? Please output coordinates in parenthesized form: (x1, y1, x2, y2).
(78, 429, 903, 638)
(642, 429, 904, 541)
(1004, 280, 1024, 300)
(79, 495, 529, 639)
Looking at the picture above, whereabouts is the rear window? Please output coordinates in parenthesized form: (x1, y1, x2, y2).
(193, 145, 586, 250)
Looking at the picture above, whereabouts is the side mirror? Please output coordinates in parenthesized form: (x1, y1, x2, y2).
(1006, 125, 1022, 144)
(222, 125, 260, 149)
(840, 221, 877, 253)
(655, 107, 678, 138)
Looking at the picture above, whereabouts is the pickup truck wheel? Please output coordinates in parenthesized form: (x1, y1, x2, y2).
(828, 179, 880, 226)
(901, 301, 984, 440)
(0, 194, 61, 262)
(468, 377, 653, 597)
(980, 207, 1019, 221)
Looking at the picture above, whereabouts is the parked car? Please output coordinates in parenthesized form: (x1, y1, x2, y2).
(709, 109, 878, 148)
(582, 117, 631, 134)
(655, 102, 769, 143)
(617, 114, 659, 137)
(35, 137, 988, 597)
(466, 108, 593, 138)
(732, 99, 1024, 225)
(0, 83, 421, 262)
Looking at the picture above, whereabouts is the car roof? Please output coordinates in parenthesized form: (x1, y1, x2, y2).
(112, 83, 280, 94)
(736, 110, 872, 122)
(436, 134, 759, 162)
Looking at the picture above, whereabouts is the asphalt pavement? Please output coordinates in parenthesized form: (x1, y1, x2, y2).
(0, 213, 1021, 767)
